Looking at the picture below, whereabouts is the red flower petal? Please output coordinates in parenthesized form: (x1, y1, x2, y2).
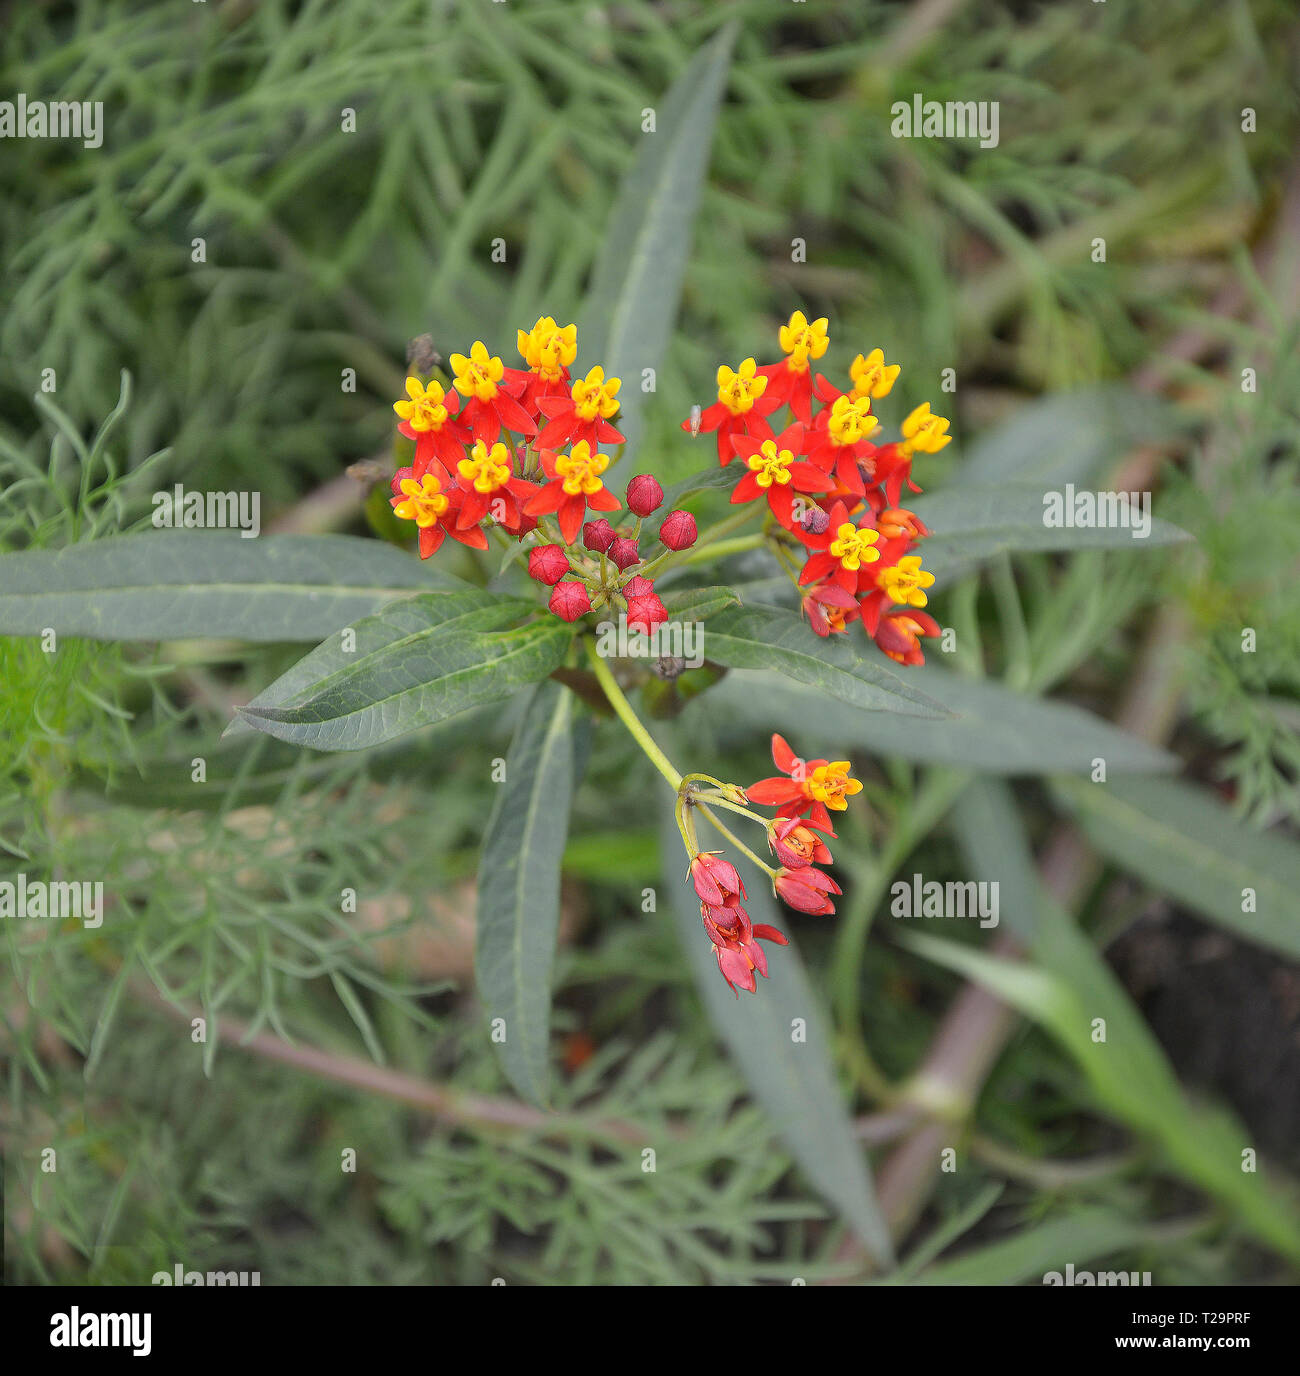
(771, 733, 798, 773)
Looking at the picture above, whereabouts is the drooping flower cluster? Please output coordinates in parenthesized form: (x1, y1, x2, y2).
(388, 319, 698, 628)
(684, 312, 947, 664)
(682, 734, 862, 995)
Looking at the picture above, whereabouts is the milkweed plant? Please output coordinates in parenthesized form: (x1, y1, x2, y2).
(372, 313, 946, 996)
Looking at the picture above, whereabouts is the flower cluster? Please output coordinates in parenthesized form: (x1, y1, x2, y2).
(685, 312, 947, 664)
(389, 319, 699, 629)
(383, 313, 946, 1001)
(681, 734, 861, 996)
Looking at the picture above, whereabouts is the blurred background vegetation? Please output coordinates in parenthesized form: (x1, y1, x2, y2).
(3, 0, 1299, 1284)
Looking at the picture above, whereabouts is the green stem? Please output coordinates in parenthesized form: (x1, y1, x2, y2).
(694, 795, 769, 828)
(584, 637, 682, 791)
(771, 539, 806, 592)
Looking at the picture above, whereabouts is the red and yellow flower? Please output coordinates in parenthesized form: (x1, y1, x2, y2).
(729, 424, 834, 529)
(747, 732, 863, 834)
(701, 900, 789, 996)
(537, 366, 625, 452)
(690, 852, 747, 909)
(848, 348, 900, 402)
(767, 817, 833, 868)
(450, 341, 537, 444)
(875, 507, 931, 542)
(872, 608, 942, 666)
(684, 356, 778, 465)
(774, 865, 841, 915)
(900, 402, 951, 454)
(393, 377, 472, 476)
(877, 552, 935, 608)
(800, 579, 861, 637)
(509, 316, 578, 414)
(453, 440, 539, 533)
(804, 391, 881, 494)
(859, 551, 935, 634)
(757, 311, 830, 424)
(523, 441, 622, 544)
(389, 466, 486, 558)
(798, 501, 882, 593)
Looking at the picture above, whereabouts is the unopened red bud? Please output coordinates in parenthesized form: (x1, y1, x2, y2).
(528, 544, 569, 585)
(608, 536, 641, 571)
(627, 594, 668, 634)
(690, 853, 746, 907)
(583, 518, 615, 553)
(623, 575, 655, 599)
(626, 474, 664, 516)
(773, 865, 841, 915)
(549, 579, 591, 622)
(800, 505, 831, 536)
(658, 510, 697, 550)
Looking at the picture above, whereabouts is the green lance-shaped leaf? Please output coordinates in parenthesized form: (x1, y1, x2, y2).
(579, 23, 737, 466)
(660, 809, 894, 1265)
(910, 777, 1300, 1263)
(954, 386, 1186, 490)
(701, 606, 948, 718)
(898, 932, 1300, 1260)
(707, 667, 1175, 775)
(0, 532, 462, 642)
(905, 483, 1191, 582)
(476, 681, 584, 1105)
(1052, 774, 1300, 963)
(657, 584, 741, 622)
(235, 593, 572, 751)
(225, 587, 505, 738)
(895, 1208, 1151, 1287)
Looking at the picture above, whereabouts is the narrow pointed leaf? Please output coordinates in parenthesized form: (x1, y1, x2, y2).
(707, 667, 1175, 774)
(579, 23, 737, 465)
(225, 588, 506, 737)
(956, 386, 1184, 489)
(925, 778, 1300, 1262)
(236, 593, 572, 750)
(477, 681, 583, 1105)
(701, 606, 947, 717)
(899, 928, 1300, 1262)
(907, 484, 1191, 582)
(0, 532, 461, 642)
(897, 1209, 1149, 1286)
(1052, 774, 1300, 962)
(658, 585, 742, 621)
